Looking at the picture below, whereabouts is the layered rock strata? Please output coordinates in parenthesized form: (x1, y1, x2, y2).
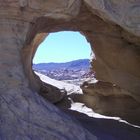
(0, 0, 140, 139)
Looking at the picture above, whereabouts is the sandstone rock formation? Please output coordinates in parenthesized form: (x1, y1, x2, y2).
(79, 81, 140, 124)
(0, 0, 140, 139)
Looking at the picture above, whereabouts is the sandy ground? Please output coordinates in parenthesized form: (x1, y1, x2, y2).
(36, 72, 82, 94)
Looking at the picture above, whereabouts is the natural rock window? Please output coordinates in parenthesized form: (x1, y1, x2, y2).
(2, 1, 140, 139)
(32, 31, 95, 95)
(21, 3, 140, 126)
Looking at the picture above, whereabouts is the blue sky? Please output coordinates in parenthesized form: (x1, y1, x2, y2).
(33, 31, 92, 64)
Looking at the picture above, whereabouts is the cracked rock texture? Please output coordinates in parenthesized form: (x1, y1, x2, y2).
(0, 0, 140, 139)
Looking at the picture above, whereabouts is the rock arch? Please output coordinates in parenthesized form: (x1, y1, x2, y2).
(22, 2, 140, 124)
(22, 3, 117, 100)
(0, 0, 140, 139)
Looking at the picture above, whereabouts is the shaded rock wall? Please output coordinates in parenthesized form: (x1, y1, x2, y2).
(0, 0, 140, 139)
(0, 1, 96, 140)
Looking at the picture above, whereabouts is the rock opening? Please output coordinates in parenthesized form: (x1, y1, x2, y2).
(22, 4, 140, 125)
(1, 1, 140, 139)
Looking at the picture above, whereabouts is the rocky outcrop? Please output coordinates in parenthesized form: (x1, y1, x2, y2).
(79, 81, 140, 124)
(0, 0, 140, 139)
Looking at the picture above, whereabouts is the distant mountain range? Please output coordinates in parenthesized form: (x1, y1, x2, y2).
(33, 59, 94, 81)
(33, 59, 90, 71)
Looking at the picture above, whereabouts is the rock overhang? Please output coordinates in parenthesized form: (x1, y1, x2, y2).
(0, 1, 140, 139)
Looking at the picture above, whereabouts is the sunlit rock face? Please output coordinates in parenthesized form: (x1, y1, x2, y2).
(0, 0, 140, 139)
(80, 81, 140, 124)
(84, 0, 140, 36)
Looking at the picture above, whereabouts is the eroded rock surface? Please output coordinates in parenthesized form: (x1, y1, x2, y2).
(79, 81, 140, 124)
(84, 0, 140, 36)
(0, 0, 140, 139)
